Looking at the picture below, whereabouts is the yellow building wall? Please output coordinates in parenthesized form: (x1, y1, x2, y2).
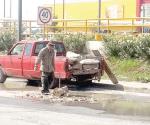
(53, 0, 136, 19)
(101, 0, 136, 18)
(54, 2, 98, 19)
(48, 0, 137, 32)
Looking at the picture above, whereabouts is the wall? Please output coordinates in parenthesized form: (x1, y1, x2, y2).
(52, 0, 136, 19)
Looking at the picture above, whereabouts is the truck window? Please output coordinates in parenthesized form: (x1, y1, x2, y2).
(10, 43, 24, 55)
(54, 43, 65, 54)
(34, 42, 46, 56)
(24, 43, 32, 56)
(34, 42, 66, 56)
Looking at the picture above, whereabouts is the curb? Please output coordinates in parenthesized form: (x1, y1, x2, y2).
(98, 80, 150, 93)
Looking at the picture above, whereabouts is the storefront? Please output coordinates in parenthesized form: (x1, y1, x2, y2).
(137, 0, 150, 17)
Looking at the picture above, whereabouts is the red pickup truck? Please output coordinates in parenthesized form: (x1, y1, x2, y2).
(0, 40, 105, 88)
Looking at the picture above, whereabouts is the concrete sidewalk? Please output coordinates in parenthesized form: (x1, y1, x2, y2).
(99, 79, 150, 92)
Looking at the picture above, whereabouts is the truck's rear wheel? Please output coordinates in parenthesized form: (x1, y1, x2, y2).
(76, 75, 92, 87)
(0, 69, 7, 83)
(27, 79, 41, 86)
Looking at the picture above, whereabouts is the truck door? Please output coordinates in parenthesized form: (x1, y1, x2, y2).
(22, 43, 33, 78)
(30, 42, 46, 78)
(7, 43, 25, 77)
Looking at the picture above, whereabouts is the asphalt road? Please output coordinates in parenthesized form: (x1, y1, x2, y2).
(0, 96, 150, 125)
(0, 78, 150, 125)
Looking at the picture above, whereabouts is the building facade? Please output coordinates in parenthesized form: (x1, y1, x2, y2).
(48, 0, 150, 33)
(52, 0, 150, 19)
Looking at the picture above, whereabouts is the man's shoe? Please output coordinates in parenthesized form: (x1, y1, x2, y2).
(41, 90, 50, 94)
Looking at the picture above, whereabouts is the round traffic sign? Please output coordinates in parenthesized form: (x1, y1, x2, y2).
(39, 8, 52, 24)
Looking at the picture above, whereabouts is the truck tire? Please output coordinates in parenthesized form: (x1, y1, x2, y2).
(76, 75, 92, 86)
(27, 79, 41, 86)
(0, 69, 7, 83)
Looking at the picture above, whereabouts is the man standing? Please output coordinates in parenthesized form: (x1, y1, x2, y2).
(34, 42, 55, 94)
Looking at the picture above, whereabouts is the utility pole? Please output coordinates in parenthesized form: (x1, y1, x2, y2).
(18, 0, 22, 41)
(63, 0, 65, 20)
(98, 0, 101, 33)
(63, 0, 65, 30)
(10, 0, 12, 18)
(54, 0, 55, 17)
(4, 0, 6, 18)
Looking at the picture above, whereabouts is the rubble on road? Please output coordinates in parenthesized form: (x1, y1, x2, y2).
(13, 88, 98, 104)
(51, 86, 69, 97)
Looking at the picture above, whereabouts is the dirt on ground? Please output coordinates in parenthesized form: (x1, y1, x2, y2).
(0, 78, 150, 117)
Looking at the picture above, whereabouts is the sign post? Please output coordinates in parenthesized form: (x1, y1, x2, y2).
(37, 7, 52, 39)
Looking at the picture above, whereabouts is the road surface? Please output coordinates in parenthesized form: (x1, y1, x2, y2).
(0, 78, 150, 125)
(0, 97, 150, 125)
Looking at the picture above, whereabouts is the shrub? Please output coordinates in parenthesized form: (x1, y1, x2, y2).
(0, 31, 16, 52)
(54, 33, 94, 54)
(103, 34, 150, 61)
(138, 35, 150, 61)
(120, 36, 140, 58)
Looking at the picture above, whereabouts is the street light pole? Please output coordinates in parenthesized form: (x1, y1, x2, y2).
(98, 0, 101, 33)
(10, 0, 12, 18)
(63, 0, 65, 31)
(18, 0, 22, 41)
(4, 0, 6, 18)
(54, 0, 55, 17)
(63, 0, 65, 20)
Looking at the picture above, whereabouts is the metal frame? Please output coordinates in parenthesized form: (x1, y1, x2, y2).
(1, 17, 150, 39)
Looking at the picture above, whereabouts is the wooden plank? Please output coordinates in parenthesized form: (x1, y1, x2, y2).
(92, 50, 118, 84)
(103, 59, 118, 84)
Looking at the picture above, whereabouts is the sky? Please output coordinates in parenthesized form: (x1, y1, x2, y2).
(0, 0, 98, 20)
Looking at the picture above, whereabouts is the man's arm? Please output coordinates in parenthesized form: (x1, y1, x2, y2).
(52, 49, 55, 71)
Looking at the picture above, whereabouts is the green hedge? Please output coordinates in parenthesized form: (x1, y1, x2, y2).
(54, 33, 150, 61)
(54, 33, 94, 54)
(103, 34, 150, 61)
(0, 31, 149, 62)
(0, 31, 16, 52)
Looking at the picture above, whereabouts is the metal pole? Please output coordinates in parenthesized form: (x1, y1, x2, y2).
(4, 0, 5, 18)
(142, 6, 145, 33)
(10, 0, 12, 18)
(63, 0, 65, 31)
(98, 0, 101, 33)
(63, 0, 65, 19)
(18, 0, 22, 41)
(54, 0, 55, 17)
(43, 24, 45, 40)
(9, 0, 12, 31)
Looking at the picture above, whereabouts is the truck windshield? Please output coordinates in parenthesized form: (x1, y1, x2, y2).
(34, 42, 66, 56)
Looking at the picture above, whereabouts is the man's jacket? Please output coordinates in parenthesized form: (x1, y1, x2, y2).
(35, 47, 55, 73)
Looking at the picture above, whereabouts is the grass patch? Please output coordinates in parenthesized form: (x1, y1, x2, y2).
(103, 57, 150, 83)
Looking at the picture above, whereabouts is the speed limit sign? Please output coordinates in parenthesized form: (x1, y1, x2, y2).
(37, 7, 52, 25)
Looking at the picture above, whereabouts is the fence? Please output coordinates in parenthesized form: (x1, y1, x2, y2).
(1, 17, 150, 39)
